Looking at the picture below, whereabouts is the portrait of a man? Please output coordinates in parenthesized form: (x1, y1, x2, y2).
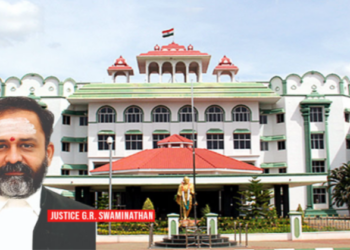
(0, 97, 96, 250)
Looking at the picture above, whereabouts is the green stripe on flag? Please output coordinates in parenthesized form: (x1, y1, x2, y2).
(163, 33, 174, 38)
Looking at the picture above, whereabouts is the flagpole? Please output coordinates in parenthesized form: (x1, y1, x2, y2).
(191, 80, 197, 226)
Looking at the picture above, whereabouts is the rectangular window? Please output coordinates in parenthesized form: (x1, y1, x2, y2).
(347, 139, 350, 149)
(98, 135, 115, 150)
(153, 109, 170, 122)
(125, 135, 143, 150)
(259, 115, 267, 124)
(312, 161, 325, 172)
(62, 115, 71, 125)
(206, 134, 224, 150)
(79, 143, 88, 152)
(260, 141, 268, 151)
(278, 141, 286, 150)
(152, 134, 170, 149)
(79, 170, 88, 175)
(279, 168, 287, 173)
(79, 116, 88, 126)
(180, 134, 197, 148)
(345, 113, 350, 123)
(310, 107, 323, 122)
(61, 170, 70, 175)
(311, 134, 324, 149)
(313, 188, 326, 204)
(276, 113, 284, 123)
(126, 113, 142, 123)
(62, 142, 70, 152)
(233, 134, 251, 149)
(263, 169, 270, 174)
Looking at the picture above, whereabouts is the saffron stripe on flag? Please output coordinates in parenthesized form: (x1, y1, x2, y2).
(162, 28, 174, 34)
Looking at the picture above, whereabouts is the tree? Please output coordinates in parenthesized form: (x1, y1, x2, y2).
(95, 193, 117, 209)
(96, 193, 109, 210)
(236, 176, 273, 218)
(142, 198, 155, 210)
(328, 163, 350, 215)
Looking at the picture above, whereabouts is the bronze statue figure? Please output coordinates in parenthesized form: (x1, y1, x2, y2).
(176, 176, 195, 220)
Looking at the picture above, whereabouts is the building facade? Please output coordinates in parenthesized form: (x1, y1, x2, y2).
(1, 42, 349, 217)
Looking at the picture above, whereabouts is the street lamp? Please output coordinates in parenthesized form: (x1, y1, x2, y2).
(190, 80, 198, 227)
(106, 136, 114, 235)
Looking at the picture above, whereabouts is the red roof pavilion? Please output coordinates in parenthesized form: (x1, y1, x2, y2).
(136, 42, 211, 73)
(91, 134, 262, 175)
(212, 55, 239, 75)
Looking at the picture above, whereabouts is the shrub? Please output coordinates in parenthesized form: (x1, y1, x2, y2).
(201, 204, 211, 217)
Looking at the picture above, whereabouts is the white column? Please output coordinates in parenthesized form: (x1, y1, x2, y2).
(172, 62, 176, 83)
(126, 72, 130, 83)
(217, 71, 221, 83)
(185, 63, 189, 83)
(198, 63, 202, 83)
(145, 61, 149, 83)
(231, 72, 235, 82)
(158, 62, 162, 83)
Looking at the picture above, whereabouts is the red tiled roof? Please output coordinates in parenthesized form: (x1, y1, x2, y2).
(213, 55, 239, 74)
(137, 42, 211, 73)
(214, 65, 238, 70)
(91, 147, 262, 173)
(107, 56, 134, 75)
(138, 42, 209, 57)
(107, 66, 133, 71)
(157, 134, 193, 144)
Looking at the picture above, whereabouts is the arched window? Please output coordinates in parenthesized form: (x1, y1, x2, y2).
(179, 105, 197, 122)
(98, 106, 115, 123)
(232, 106, 250, 122)
(206, 105, 224, 122)
(125, 106, 143, 123)
(152, 106, 170, 122)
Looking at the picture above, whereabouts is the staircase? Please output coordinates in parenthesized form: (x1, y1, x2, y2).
(154, 234, 237, 248)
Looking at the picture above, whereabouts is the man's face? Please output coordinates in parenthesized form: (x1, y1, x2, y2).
(0, 110, 54, 198)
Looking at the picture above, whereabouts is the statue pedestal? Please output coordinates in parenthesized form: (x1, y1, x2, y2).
(179, 219, 197, 227)
(167, 213, 179, 238)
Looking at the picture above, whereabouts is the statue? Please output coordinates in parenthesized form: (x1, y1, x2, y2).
(176, 176, 195, 220)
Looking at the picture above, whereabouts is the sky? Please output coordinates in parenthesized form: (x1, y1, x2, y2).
(0, 0, 349, 83)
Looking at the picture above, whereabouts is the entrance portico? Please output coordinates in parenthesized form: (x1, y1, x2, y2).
(44, 173, 327, 217)
(45, 134, 328, 217)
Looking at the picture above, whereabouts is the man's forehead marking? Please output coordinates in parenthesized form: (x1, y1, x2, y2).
(10, 137, 15, 141)
(0, 118, 37, 136)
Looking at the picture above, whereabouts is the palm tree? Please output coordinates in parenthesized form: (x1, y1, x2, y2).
(328, 163, 350, 215)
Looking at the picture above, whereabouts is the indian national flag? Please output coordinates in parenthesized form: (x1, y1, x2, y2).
(162, 28, 174, 38)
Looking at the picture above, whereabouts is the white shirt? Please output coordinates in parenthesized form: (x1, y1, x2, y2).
(0, 187, 42, 250)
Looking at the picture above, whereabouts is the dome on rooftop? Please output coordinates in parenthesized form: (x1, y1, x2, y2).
(219, 55, 232, 65)
(114, 56, 128, 67)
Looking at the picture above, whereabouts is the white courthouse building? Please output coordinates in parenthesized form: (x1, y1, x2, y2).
(1, 42, 349, 217)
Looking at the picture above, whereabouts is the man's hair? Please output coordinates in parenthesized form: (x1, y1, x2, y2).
(0, 97, 54, 147)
